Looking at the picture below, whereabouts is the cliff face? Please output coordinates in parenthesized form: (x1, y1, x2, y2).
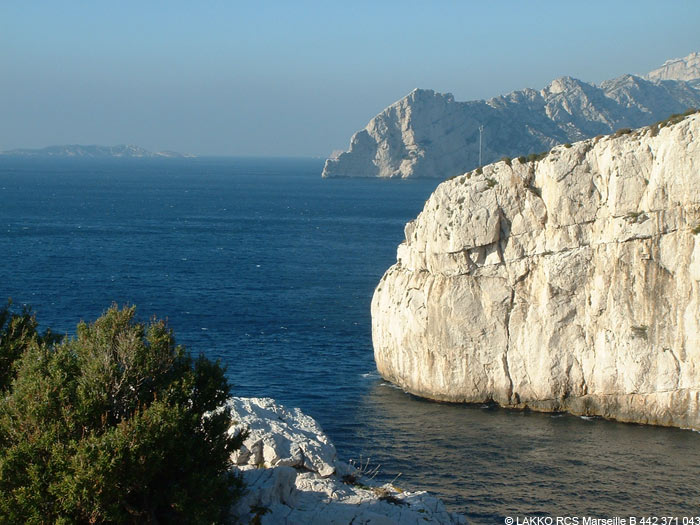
(646, 51, 700, 85)
(323, 53, 700, 179)
(371, 113, 700, 429)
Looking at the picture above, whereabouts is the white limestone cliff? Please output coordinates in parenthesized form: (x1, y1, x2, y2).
(646, 51, 700, 85)
(371, 113, 700, 429)
(323, 54, 700, 179)
(227, 397, 465, 525)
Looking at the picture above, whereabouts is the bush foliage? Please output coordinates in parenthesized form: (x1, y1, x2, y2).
(0, 304, 243, 524)
(0, 301, 60, 392)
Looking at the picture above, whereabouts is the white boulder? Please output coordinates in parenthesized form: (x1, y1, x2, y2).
(227, 397, 466, 525)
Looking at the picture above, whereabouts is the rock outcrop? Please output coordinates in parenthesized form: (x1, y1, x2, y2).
(227, 397, 465, 525)
(323, 53, 700, 179)
(371, 112, 700, 429)
(646, 51, 700, 87)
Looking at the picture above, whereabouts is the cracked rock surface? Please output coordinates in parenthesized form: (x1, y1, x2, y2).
(227, 397, 466, 525)
(372, 114, 700, 429)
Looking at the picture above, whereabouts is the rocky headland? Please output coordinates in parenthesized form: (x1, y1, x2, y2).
(227, 397, 465, 524)
(372, 111, 700, 429)
(647, 51, 700, 87)
(323, 52, 700, 179)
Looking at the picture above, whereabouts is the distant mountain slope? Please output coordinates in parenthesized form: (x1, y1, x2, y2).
(0, 144, 195, 159)
(323, 52, 700, 179)
(646, 51, 700, 86)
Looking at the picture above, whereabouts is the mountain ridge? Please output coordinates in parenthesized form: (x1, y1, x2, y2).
(323, 52, 700, 179)
(646, 51, 700, 86)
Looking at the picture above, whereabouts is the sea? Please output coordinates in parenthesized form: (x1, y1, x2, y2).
(1, 156, 699, 522)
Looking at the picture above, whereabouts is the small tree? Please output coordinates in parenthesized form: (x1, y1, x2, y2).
(0, 300, 60, 392)
(0, 304, 244, 524)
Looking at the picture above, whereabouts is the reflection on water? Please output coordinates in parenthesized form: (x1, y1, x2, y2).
(345, 379, 700, 523)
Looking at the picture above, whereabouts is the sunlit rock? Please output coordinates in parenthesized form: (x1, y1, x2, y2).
(323, 53, 700, 179)
(227, 397, 466, 524)
(372, 113, 700, 429)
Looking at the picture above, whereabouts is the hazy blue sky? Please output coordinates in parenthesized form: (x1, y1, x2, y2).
(2, 1, 699, 156)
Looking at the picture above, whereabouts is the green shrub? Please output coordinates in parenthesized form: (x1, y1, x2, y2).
(631, 325, 648, 340)
(0, 305, 244, 524)
(526, 151, 548, 163)
(664, 114, 684, 127)
(564, 143, 572, 149)
(517, 156, 526, 163)
(0, 300, 60, 392)
(614, 127, 632, 137)
(651, 108, 699, 136)
(625, 211, 649, 224)
(500, 156, 512, 166)
(648, 109, 699, 138)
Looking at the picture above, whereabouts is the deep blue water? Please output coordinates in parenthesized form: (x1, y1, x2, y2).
(2, 157, 699, 522)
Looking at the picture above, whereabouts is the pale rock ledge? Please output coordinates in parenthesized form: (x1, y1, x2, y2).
(372, 113, 700, 429)
(227, 397, 466, 524)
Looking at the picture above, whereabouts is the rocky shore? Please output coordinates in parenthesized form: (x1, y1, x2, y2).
(227, 397, 465, 524)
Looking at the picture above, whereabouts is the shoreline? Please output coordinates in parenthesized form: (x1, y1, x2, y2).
(226, 397, 466, 524)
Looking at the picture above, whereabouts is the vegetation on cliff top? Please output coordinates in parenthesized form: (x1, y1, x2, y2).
(0, 303, 243, 524)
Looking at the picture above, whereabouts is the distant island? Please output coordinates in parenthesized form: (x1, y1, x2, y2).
(0, 144, 196, 159)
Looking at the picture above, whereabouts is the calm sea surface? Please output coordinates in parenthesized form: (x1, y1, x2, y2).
(1, 157, 699, 522)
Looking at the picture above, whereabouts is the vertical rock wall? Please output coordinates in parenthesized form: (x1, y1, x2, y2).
(372, 114, 700, 429)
